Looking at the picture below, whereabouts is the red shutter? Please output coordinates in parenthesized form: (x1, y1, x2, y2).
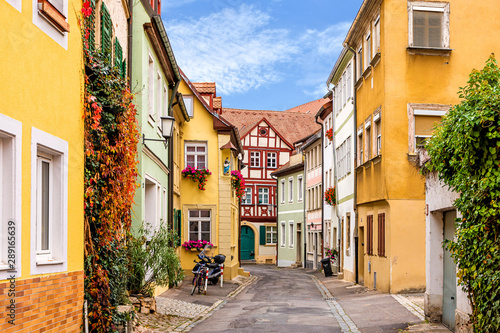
(378, 213, 385, 257)
(367, 215, 373, 255)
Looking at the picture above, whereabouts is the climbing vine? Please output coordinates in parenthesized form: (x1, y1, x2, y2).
(426, 55, 500, 332)
(81, 3, 139, 332)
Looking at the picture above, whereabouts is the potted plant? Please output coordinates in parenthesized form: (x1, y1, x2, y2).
(325, 128, 333, 141)
(182, 165, 212, 190)
(181, 240, 214, 251)
(231, 170, 246, 199)
(324, 187, 336, 206)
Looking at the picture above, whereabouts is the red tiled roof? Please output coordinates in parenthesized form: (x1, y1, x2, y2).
(192, 82, 216, 94)
(285, 98, 329, 113)
(213, 97, 222, 109)
(221, 105, 322, 145)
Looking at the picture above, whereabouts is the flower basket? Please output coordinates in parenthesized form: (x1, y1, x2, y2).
(324, 187, 336, 206)
(231, 170, 246, 199)
(181, 240, 214, 251)
(182, 166, 212, 190)
(325, 128, 333, 141)
(325, 246, 338, 264)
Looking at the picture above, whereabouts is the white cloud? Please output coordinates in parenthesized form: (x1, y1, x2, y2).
(165, 5, 299, 95)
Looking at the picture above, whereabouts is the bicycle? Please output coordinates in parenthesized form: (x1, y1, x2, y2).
(191, 263, 209, 295)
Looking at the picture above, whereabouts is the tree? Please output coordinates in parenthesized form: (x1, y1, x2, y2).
(426, 55, 500, 332)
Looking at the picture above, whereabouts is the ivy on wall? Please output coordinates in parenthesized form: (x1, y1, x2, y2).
(81, 3, 139, 331)
(426, 55, 500, 332)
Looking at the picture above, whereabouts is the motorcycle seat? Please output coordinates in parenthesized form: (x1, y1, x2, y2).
(207, 263, 219, 269)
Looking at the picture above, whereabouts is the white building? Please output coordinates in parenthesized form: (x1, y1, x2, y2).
(327, 48, 357, 282)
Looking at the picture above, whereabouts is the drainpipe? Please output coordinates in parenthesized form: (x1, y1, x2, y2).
(302, 149, 307, 268)
(127, 0, 133, 84)
(271, 174, 278, 266)
(167, 80, 180, 232)
(347, 45, 359, 284)
(315, 115, 324, 263)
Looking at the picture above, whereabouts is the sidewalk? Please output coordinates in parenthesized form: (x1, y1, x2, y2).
(136, 274, 257, 332)
(311, 270, 451, 333)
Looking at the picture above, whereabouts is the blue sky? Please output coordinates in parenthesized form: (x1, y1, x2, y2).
(162, 0, 363, 111)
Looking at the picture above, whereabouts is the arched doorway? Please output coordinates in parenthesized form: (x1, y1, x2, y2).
(241, 226, 255, 260)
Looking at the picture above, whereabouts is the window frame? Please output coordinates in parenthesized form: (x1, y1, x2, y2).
(367, 215, 374, 256)
(242, 187, 252, 205)
(289, 222, 294, 248)
(297, 175, 303, 202)
(266, 226, 277, 245)
(148, 53, 155, 124)
(407, 103, 449, 154)
(32, 0, 69, 48)
(280, 180, 285, 204)
(258, 187, 269, 205)
(408, 1, 450, 49)
(267, 152, 277, 169)
(280, 222, 286, 247)
(188, 209, 212, 242)
(183, 95, 194, 118)
(378, 213, 386, 257)
(30, 127, 68, 275)
(365, 118, 372, 161)
(365, 32, 372, 68)
(374, 110, 382, 156)
(250, 151, 261, 168)
(185, 141, 208, 169)
(0, 115, 22, 279)
(288, 177, 293, 203)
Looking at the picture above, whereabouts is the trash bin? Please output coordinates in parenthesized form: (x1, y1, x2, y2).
(321, 258, 333, 277)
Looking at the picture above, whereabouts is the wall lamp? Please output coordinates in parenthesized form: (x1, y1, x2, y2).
(142, 116, 175, 147)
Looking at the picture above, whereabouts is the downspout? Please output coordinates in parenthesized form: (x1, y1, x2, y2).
(347, 45, 359, 284)
(271, 174, 278, 266)
(167, 80, 180, 231)
(302, 149, 307, 268)
(127, 0, 133, 84)
(315, 115, 324, 263)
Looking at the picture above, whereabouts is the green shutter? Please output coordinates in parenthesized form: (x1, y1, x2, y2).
(88, 0, 96, 52)
(259, 225, 266, 245)
(176, 210, 182, 246)
(114, 38, 123, 76)
(101, 3, 112, 62)
(121, 59, 127, 79)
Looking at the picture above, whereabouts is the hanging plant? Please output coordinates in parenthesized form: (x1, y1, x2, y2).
(182, 240, 214, 250)
(182, 165, 212, 190)
(324, 187, 336, 206)
(231, 170, 246, 199)
(325, 128, 333, 141)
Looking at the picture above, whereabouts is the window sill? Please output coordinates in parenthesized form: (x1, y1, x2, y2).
(372, 154, 382, 165)
(265, 244, 276, 247)
(38, 0, 70, 33)
(370, 52, 381, 67)
(362, 66, 372, 80)
(0, 264, 12, 271)
(36, 260, 64, 266)
(407, 46, 452, 57)
(355, 77, 363, 89)
(407, 153, 418, 163)
(364, 160, 372, 169)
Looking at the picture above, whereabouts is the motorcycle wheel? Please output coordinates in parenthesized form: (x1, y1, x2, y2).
(209, 277, 219, 285)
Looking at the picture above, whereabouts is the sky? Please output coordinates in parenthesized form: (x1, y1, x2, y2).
(162, 0, 363, 111)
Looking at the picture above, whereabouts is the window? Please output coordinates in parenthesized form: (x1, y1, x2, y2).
(156, 72, 162, 125)
(365, 120, 371, 161)
(250, 151, 260, 167)
(266, 226, 277, 244)
(358, 129, 363, 166)
(267, 152, 277, 168)
(378, 213, 386, 257)
(162, 187, 167, 225)
(188, 210, 211, 242)
(183, 95, 194, 118)
(346, 64, 352, 101)
(336, 137, 352, 179)
(409, 2, 450, 49)
(346, 214, 351, 250)
(374, 113, 381, 155)
(408, 104, 449, 153)
(163, 85, 168, 118)
(0, 115, 22, 278)
(297, 175, 303, 202)
(258, 188, 269, 204)
(367, 215, 373, 255)
(357, 46, 363, 80)
(242, 188, 252, 205)
(280, 180, 285, 204)
(288, 177, 293, 202)
(281, 222, 286, 247)
(289, 222, 294, 248)
(185, 142, 207, 169)
(33, 0, 69, 47)
(31, 127, 68, 274)
(365, 32, 371, 68)
(374, 15, 381, 54)
(144, 177, 160, 233)
(148, 54, 155, 120)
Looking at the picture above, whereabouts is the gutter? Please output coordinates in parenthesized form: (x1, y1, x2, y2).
(315, 114, 325, 263)
(127, 0, 133, 84)
(302, 149, 307, 268)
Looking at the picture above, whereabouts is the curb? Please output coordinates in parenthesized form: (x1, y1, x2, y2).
(391, 294, 425, 321)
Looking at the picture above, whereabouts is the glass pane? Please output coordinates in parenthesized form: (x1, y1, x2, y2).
(189, 232, 198, 241)
(41, 161, 50, 251)
(200, 210, 210, 217)
(189, 210, 199, 218)
(201, 232, 210, 242)
(196, 146, 206, 152)
(266, 234, 271, 243)
(197, 156, 206, 169)
(201, 221, 210, 231)
(186, 146, 196, 152)
(189, 221, 199, 232)
(187, 155, 195, 165)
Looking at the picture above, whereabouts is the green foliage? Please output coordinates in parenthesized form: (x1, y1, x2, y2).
(127, 221, 184, 297)
(426, 55, 500, 332)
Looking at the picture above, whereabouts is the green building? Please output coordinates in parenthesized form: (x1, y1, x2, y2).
(271, 153, 305, 267)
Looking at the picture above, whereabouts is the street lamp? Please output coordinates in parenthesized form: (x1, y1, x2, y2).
(142, 116, 175, 147)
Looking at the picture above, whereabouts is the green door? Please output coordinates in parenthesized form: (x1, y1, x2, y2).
(241, 226, 255, 260)
(443, 210, 457, 330)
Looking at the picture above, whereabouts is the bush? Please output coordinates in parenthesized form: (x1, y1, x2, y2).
(128, 221, 184, 296)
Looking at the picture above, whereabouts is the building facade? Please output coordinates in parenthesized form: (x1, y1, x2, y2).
(326, 48, 357, 282)
(0, 0, 84, 329)
(272, 154, 305, 268)
(302, 131, 323, 269)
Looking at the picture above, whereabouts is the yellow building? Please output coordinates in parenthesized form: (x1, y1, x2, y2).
(344, 0, 500, 293)
(174, 76, 245, 280)
(0, 0, 84, 330)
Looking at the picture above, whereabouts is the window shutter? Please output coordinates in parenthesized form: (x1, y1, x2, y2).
(88, 0, 96, 52)
(175, 209, 182, 246)
(101, 3, 112, 62)
(114, 38, 123, 77)
(259, 225, 266, 245)
(121, 59, 127, 79)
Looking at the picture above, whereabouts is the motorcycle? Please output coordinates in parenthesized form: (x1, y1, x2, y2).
(191, 247, 226, 286)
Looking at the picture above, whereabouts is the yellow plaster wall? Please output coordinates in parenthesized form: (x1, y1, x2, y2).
(0, 0, 84, 280)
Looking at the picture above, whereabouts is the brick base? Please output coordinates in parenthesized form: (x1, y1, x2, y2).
(0, 271, 84, 332)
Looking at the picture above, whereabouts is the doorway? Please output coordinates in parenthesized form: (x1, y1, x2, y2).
(443, 210, 457, 330)
(240, 226, 255, 260)
(358, 226, 365, 285)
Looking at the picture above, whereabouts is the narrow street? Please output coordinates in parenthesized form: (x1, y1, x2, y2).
(191, 266, 341, 333)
